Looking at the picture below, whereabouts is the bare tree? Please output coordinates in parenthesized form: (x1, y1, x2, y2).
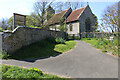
(99, 2, 119, 56)
(52, 2, 85, 13)
(65, 2, 84, 10)
(100, 2, 118, 33)
(0, 18, 8, 30)
(33, 0, 53, 27)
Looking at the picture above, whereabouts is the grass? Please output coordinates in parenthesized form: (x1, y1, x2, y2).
(54, 41, 76, 52)
(80, 38, 119, 56)
(81, 38, 99, 46)
(0, 28, 5, 32)
(7, 39, 76, 59)
(2, 64, 70, 79)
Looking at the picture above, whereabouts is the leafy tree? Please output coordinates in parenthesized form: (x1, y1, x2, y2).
(7, 16, 13, 30)
(7, 15, 36, 29)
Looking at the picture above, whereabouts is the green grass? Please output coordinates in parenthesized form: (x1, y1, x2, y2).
(8, 40, 76, 59)
(54, 41, 76, 52)
(2, 65, 70, 79)
(0, 28, 5, 32)
(81, 38, 119, 56)
(81, 38, 99, 46)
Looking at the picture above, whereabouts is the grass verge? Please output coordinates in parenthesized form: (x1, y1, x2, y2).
(7, 40, 76, 59)
(81, 38, 118, 56)
(1, 64, 70, 79)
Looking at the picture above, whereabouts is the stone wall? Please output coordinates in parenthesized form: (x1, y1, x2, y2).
(2, 27, 65, 54)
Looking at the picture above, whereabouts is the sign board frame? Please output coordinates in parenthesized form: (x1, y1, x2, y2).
(13, 13, 26, 30)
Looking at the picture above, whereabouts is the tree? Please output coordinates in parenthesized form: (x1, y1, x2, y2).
(33, 0, 52, 27)
(92, 14, 98, 31)
(7, 15, 36, 29)
(0, 18, 8, 30)
(7, 17, 13, 30)
(65, 2, 84, 10)
(100, 3, 118, 33)
(99, 2, 119, 56)
(26, 15, 36, 27)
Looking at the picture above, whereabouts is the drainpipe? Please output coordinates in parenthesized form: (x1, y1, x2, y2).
(65, 17, 67, 39)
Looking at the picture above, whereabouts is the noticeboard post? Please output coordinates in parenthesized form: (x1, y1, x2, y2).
(13, 13, 26, 30)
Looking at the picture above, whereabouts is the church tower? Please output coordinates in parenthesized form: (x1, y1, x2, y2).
(45, 5, 55, 21)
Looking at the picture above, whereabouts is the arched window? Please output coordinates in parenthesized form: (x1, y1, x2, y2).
(69, 23, 73, 31)
(85, 17, 91, 32)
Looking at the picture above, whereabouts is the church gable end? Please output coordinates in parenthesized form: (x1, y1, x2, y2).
(79, 5, 96, 33)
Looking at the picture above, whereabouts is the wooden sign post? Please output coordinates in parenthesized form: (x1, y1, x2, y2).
(13, 13, 26, 30)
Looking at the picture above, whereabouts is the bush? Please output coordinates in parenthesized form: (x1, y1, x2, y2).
(0, 28, 5, 32)
(102, 50, 107, 52)
(2, 65, 72, 79)
(46, 37, 55, 43)
(74, 36, 80, 40)
(55, 37, 66, 44)
(87, 38, 91, 40)
(1, 51, 10, 59)
(2, 65, 43, 78)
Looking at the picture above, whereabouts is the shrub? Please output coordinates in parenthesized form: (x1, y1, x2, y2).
(87, 38, 91, 40)
(74, 36, 80, 40)
(1, 51, 10, 59)
(102, 50, 107, 52)
(46, 37, 55, 43)
(55, 37, 66, 44)
(0, 28, 5, 32)
(29, 67, 43, 75)
(2, 65, 43, 78)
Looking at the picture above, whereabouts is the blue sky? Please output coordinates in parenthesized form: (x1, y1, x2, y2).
(0, 0, 117, 25)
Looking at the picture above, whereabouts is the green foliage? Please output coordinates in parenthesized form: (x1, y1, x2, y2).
(7, 15, 43, 30)
(29, 25, 41, 29)
(55, 37, 66, 44)
(58, 25, 65, 31)
(54, 41, 76, 52)
(46, 37, 56, 43)
(74, 36, 80, 40)
(68, 35, 80, 40)
(81, 38, 118, 56)
(102, 50, 107, 52)
(1, 51, 10, 59)
(2, 65, 64, 79)
(26, 15, 36, 27)
(0, 28, 5, 32)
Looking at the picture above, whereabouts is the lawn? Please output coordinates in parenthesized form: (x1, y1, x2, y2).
(81, 38, 99, 46)
(1, 64, 70, 80)
(7, 39, 76, 59)
(81, 38, 119, 56)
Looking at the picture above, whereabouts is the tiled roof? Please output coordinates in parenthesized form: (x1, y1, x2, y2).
(46, 9, 68, 26)
(67, 7, 86, 22)
(46, 6, 86, 26)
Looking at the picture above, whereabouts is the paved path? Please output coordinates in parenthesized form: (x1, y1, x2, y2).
(2, 41, 118, 78)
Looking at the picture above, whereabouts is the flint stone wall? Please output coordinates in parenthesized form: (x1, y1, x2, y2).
(2, 27, 65, 54)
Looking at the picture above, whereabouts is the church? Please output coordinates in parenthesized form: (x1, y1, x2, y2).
(45, 4, 96, 36)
